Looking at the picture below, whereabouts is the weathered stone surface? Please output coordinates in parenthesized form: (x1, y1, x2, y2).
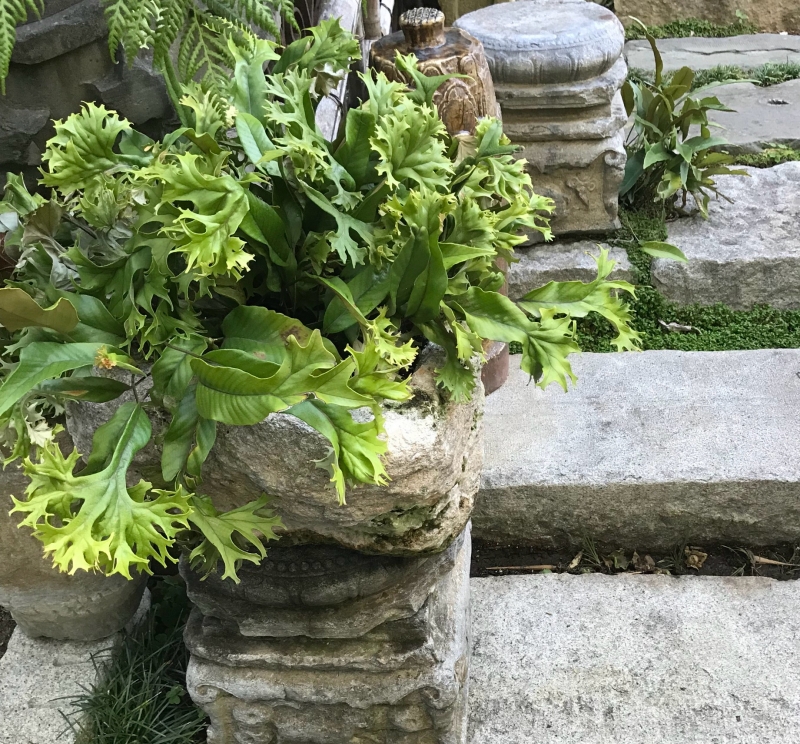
(520, 129, 626, 237)
(652, 163, 800, 309)
(703, 79, 800, 154)
(186, 527, 472, 744)
(180, 530, 465, 638)
(501, 91, 627, 142)
(474, 350, 800, 551)
(0, 104, 49, 164)
(456, 1, 627, 237)
(625, 34, 800, 73)
(508, 240, 633, 299)
(68, 347, 484, 555)
(0, 592, 149, 744)
(455, 1, 625, 86)
(0, 455, 147, 640)
(12, 0, 106, 65)
(469, 573, 800, 743)
(614, 0, 800, 35)
(495, 58, 628, 111)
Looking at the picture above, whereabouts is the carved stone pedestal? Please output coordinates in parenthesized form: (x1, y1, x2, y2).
(182, 527, 471, 744)
(455, 0, 628, 237)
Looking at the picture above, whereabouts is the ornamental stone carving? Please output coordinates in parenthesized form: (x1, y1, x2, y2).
(370, 8, 500, 136)
(455, 0, 628, 237)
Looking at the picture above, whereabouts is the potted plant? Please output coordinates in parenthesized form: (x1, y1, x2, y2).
(0, 19, 640, 583)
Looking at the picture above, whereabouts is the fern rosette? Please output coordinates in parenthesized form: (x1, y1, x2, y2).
(0, 20, 639, 582)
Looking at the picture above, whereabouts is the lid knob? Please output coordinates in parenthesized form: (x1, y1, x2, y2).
(400, 7, 446, 49)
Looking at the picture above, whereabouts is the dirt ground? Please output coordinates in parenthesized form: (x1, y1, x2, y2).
(0, 608, 15, 660)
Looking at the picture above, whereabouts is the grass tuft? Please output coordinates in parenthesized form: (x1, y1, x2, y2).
(628, 62, 800, 91)
(574, 207, 800, 353)
(625, 16, 758, 40)
(67, 577, 206, 744)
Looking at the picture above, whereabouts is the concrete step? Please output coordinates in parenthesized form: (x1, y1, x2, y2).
(474, 349, 800, 551)
(625, 34, 800, 73)
(469, 573, 800, 743)
(652, 163, 800, 310)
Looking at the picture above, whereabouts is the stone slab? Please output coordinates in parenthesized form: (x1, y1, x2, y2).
(469, 573, 800, 743)
(652, 163, 800, 309)
(614, 0, 800, 35)
(704, 79, 800, 154)
(508, 240, 633, 300)
(0, 592, 149, 744)
(474, 349, 800, 551)
(626, 34, 800, 73)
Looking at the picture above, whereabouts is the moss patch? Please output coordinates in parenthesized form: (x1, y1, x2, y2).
(733, 145, 800, 168)
(574, 207, 800, 353)
(625, 16, 758, 40)
(628, 62, 800, 91)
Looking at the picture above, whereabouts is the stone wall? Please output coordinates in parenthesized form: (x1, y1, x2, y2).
(1, 0, 173, 186)
(440, 0, 800, 33)
(613, 0, 800, 34)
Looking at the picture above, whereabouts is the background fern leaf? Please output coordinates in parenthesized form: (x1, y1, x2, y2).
(0, 0, 42, 94)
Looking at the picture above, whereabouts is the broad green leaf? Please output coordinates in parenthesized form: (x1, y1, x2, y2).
(36, 376, 131, 403)
(454, 287, 580, 390)
(0, 288, 78, 334)
(334, 108, 377, 187)
(228, 37, 279, 123)
(0, 342, 106, 417)
(161, 383, 216, 482)
(151, 334, 208, 408)
(192, 333, 370, 425)
(323, 264, 391, 334)
(187, 494, 282, 582)
(640, 241, 689, 262)
(11, 402, 192, 578)
(235, 113, 277, 165)
(289, 399, 388, 503)
(405, 230, 448, 324)
(242, 192, 295, 271)
(221, 306, 316, 360)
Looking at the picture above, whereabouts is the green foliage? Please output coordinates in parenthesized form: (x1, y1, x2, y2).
(630, 61, 800, 91)
(733, 144, 800, 168)
(621, 22, 747, 216)
(0, 0, 41, 94)
(0, 22, 639, 582)
(575, 207, 800, 353)
(68, 577, 207, 744)
(624, 13, 758, 40)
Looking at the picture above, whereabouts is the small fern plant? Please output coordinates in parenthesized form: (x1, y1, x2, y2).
(0, 0, 295, 104)
(0, 22, 640, 583)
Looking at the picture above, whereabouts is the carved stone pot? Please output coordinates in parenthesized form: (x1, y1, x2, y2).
(67, 345, 484, 557)
(0, 441, 147, 640)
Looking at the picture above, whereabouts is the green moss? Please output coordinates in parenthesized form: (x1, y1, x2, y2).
(733, 145, 800, 168)
(628, 62, 800, 91)
(625, 16, 758, 40)
(574, 208, 800, 353)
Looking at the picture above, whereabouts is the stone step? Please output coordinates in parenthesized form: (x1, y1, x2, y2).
(625, 34, 800, 73)
(508, 241, 633, 300)
(651, 163, 800, 309)
(706, 79, 800, 154)
(474, 349, 800, 551)
(469, 573, 800, 743)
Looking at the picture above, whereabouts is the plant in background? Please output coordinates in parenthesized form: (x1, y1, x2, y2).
(621, 20, 747, 222)
(0, 0, 295, 98)
(0, 21, 639, 584)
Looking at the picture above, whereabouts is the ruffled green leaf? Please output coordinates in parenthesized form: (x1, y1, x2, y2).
(10, 403, 192, 578)
(518, 249, 642, 352)
(187, 493, 282, 582)
(0, 288, 78, 334)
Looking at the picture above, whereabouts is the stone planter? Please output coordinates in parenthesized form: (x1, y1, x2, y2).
(0, 443, 147, 640)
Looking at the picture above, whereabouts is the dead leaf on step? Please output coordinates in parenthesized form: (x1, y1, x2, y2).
(658, 320, 699, 334)
(752, 555, 800, 568)
(568, 551, 583, 570)
(684, 547, 708, 570)
(632, 551, 656, 572)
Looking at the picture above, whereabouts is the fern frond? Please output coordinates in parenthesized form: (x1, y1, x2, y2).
(103, 0, 159, 62)
(152, 0, 192, 66)
(0, 0, 42, 94)
(178, 11, 240, 90)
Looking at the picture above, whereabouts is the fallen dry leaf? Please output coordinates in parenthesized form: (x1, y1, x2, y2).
(685, 547, 708, 570)
(568, 551, 583, 570)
